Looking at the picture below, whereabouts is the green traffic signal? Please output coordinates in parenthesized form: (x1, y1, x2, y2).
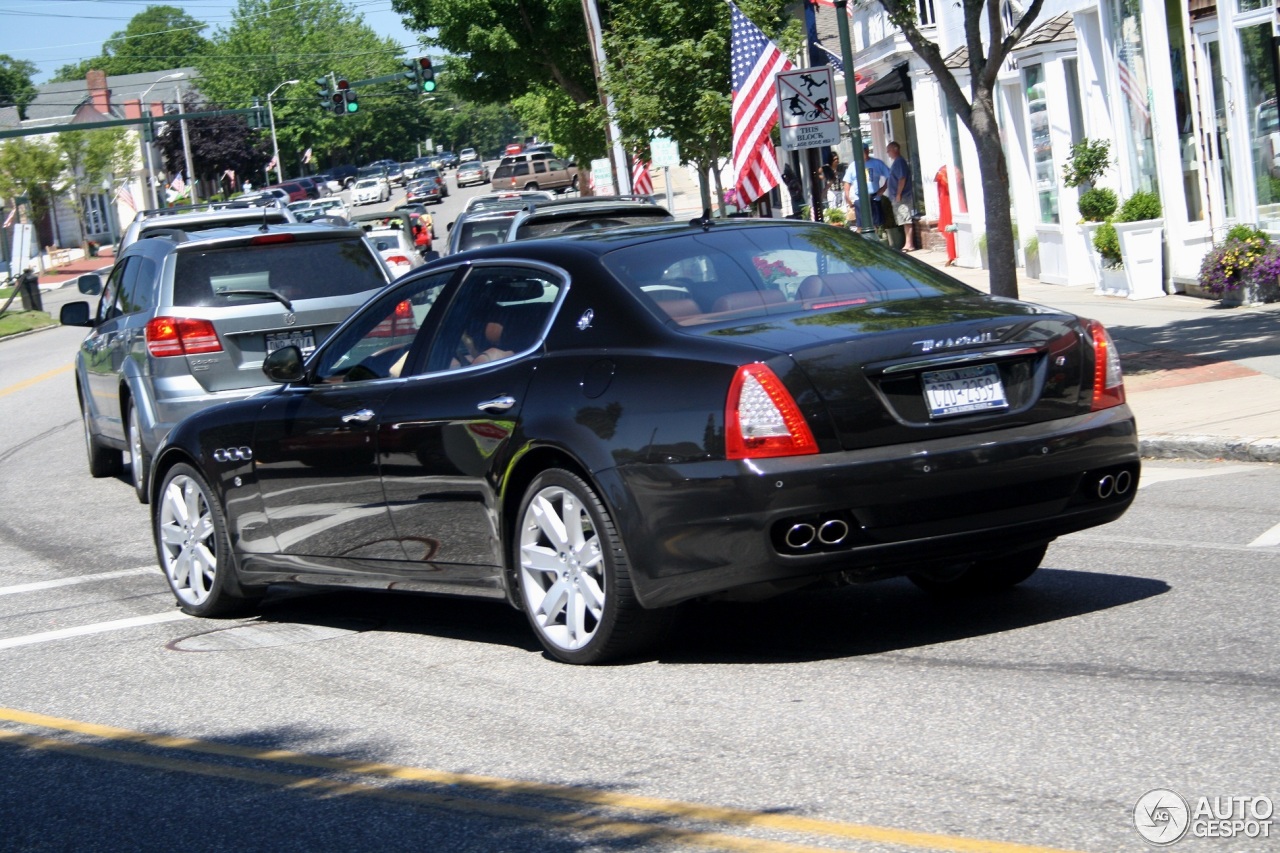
(345, 91, 359, 114)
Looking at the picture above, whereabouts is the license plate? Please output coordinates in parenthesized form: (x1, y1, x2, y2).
(921, 363, 1009, 418)
(266, 329, 316, 356)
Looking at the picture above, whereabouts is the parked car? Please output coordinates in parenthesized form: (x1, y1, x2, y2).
(351, 177, 390, 206)
(293, 177, 324, 199)
(464, 190, 555, 213)
(313, 173, 344, 194)
(61, 223, 391, 503)
(327, 164, 359, 188)
(117, 200, 295, 253)
(262, 181, 309, 203)
(505, 196, 672, 241)
(456, 160, 490, 187)
(459, 147, 479, 163)
(146, 218, 1139, 663)
(490, 154, 577, 194)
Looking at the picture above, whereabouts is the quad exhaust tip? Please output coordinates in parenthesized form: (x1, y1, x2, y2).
(818, 519, 849, 545)
(1097, 470, 1133, 499)
(785, 523, 816, 549)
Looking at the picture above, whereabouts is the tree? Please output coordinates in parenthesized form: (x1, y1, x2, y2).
(155, 92, 269, 197)
(874, 0, 1043, 299)
(0, 138, 65, 234)
(56, 128, 136, 243)
(51, 6, 212, 82)
(0, 55, 38, 120)
(604, 0, 797, 210)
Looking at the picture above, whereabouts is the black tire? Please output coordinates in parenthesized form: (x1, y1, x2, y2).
(128, 401, 150, 504)
(524, 182, 540, 192)
(82, 395, 121, 478)
(514, 469, 671, 664)
(154, 462, 257, 618)
(909, 542, 1048, 595)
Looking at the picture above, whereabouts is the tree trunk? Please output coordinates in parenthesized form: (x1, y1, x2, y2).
(970, 99, 1019, 299)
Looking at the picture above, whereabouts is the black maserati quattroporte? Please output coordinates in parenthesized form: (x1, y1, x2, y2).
(150, 219, 1139, 663)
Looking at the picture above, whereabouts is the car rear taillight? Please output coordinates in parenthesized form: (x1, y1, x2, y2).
(394, 299, 413, 318)
(386, 255, 411, 267)
(725, 363, 818, 459)
(146, 317, 223, 357)
(1085, 319, 1125, 410)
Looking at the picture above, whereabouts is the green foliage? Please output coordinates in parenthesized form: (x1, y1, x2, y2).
(0, 138, 64, 224)
(56, 128, 135, 237)
(51, 6, 211, 81)
(1117, 190, 1162, 222)
(823, 206, 847, 226)
(1225, 224, 1269, 245)
(1093, 221, 1122, 266)
(0, 54, 38, 120)
(1061, 139, 1111, 189)
(1077, 187, 1117, 222)
(1024, 236, 1039, 258)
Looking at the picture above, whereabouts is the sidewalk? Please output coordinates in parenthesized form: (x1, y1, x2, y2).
(35, 247, 113, 291)
(652, 164, 1280, 461)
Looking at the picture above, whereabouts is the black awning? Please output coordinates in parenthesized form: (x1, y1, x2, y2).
(858, 63, 912, 113)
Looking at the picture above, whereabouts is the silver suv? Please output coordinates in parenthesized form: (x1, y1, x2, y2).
(60, 223, 392, 503)
(117, 199, 294, 253)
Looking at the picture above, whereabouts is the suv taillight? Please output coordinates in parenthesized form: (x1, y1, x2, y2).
(725, 364, 818, 459)
(1085, 319, 1125, 410)
(146, 316, 223, 357)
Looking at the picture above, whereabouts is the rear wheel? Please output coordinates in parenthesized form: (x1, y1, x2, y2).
(524, 182, 540, 192)
(909, 542, 1048, 595)
(128, 401, 150, 504)
(82, 395, 121, 478)
(515, 469, 670, 664)
(155, 463, 256, 617)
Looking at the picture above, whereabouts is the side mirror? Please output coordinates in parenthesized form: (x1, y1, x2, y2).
(262, 345, 306, 384)
(78, 273, 102, 295)
(60, 301, 93, 327)
(446, 221, 454, 232)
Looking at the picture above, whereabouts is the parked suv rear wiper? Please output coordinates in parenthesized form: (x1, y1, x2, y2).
(215, 289, 294, 311)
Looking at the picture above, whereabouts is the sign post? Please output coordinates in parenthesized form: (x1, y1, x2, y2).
(650, 135, 681, 212)
(774, 66, 841, 152)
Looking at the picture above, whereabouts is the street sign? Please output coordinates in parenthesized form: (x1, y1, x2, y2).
(650, 135, 680, 169)
(591, 158, 614, 195)
(774, 66, 841, 151)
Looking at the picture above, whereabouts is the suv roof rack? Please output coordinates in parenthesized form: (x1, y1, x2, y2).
(136, 197, 286, 220)
(525, 194, 657, 214)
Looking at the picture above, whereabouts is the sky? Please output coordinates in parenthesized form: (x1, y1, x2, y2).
(0, 0, 425, 84)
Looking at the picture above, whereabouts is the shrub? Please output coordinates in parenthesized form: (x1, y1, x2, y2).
(1077, 188, 1117, 222)
(1062, 139, 1111, 189)
(1225, 224, 1268, 245)
(823, 206, 847, 226)
(1093, 221, 1122, 267)
(1118, 190, 1162, 222)
(1024, 236, 1039, 258)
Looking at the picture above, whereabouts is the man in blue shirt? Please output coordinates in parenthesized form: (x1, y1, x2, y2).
(887, 141, 915, 250)
(843, 145, 891, 228)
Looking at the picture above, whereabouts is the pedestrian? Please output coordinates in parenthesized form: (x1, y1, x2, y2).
(843, 144, 891, 229)
(18, 265, 42, 312)
(886, 141, 915, 250)
(935, 165, 957, 266)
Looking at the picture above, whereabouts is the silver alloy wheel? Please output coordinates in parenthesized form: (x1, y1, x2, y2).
(519, 485, 605, 652)
(129, 405, 144, 486)
(157, 473, 218, 607)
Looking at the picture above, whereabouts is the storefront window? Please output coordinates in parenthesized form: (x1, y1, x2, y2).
(1024, 65, 1057, 223)
(1109, 0, 1158, 194)
(1239, 22, 1280, 216)
(1237, 0, 1272, 12)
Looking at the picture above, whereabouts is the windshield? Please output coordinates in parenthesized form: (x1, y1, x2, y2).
(602, 225, 976, 327)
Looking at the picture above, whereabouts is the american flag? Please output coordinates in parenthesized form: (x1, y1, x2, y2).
(729, 1, 792, 205)
(115, 184, 136, 214)
(1117, 48, 1149, 124)
(631, 154, 654, 196)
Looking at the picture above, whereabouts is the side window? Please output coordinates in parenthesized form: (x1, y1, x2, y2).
(312, 271, 453, 383)
(117, 257, 158, 315)
(550, 159, 566, 171)
(534, 161, 548, 174)
(428, 266, 562, 372)
(95, 259, 129, 323)
(514, 163, 530, 177)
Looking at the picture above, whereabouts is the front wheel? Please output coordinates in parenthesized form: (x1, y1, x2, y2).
(909, 542, 1048, 595)
(515, 469, 670, 664)
(128, 401, 150, 504)
(155, 462, 257, 617)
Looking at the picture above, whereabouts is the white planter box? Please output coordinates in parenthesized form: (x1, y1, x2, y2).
(1096, 267, 1129, 297)
(1080, 222, 1104, 285)
(1115, 218, 1165, 300)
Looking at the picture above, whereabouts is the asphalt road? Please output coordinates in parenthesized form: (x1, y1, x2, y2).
(1, 184, 1278, 851)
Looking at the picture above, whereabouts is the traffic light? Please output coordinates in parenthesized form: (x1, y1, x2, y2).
(248, 98, 264, 129)
(317, 77, 333, 112)
(418, 57, 435, 93)
(402, 58, 419, 93)
(335, 79, 358, 114)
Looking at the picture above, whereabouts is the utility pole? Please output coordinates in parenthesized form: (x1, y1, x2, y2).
(581, 0, 629, 194)
(176, 81, 198, 204)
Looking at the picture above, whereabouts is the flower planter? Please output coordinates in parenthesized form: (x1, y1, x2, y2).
(1114, 218, 1165, 300)
(1080, 222, 1104, 284)
(1096, 267, 1129, 297)
(1217, 277, 1280, 307)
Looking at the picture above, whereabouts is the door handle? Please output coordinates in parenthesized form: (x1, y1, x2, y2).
(341, 409, 375, 423)
(477, 396, 516, 412)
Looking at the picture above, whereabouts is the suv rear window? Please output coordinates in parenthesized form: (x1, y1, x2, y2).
(173, 238, 386, 307)
(492, 164, 512, 180)
(515, 209, 671, 240)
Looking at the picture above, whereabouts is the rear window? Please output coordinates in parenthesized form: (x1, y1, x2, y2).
(456, 218, 514, 250)
(602, 225, 973, 327)
(173, 238, 386, 307)
(515, 209, 671, 240)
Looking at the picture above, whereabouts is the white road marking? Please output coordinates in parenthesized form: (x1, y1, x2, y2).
(0, 612, 192, 651)
(1250, 522, 1280, 549)
(1137, 465, 1256, 489)
(0, 567, 154, 597)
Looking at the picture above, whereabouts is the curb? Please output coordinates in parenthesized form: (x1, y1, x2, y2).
(1140, 435, 1280, 464)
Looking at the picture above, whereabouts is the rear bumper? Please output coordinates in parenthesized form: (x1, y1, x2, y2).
(606, 406, 1140, 608)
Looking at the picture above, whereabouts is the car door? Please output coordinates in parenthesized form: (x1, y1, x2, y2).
(252, 271, 455, 566)
(81, 258, 133, 441)
(378, 263, 565, 582)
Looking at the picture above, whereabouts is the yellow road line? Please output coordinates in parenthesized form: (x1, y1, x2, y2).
(0, 707, 1085, 853)
(0, 363, 73, 399)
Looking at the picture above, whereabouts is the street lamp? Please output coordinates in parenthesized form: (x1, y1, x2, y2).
(138, 72, 185, 208)
(268, 79, 300, 186)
